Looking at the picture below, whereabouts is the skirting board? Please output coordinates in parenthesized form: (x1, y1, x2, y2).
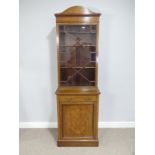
(19, 122, 135, 128)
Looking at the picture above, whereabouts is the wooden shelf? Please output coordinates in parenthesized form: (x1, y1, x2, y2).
(59, 45, 96, 47)
(60, 66, 96, 69)
(60, 31, 96, 34)
(60, 80, 95, 82)
(60, 51, 96, 53)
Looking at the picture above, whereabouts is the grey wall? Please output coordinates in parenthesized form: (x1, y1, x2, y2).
(19, 0, 135, 122)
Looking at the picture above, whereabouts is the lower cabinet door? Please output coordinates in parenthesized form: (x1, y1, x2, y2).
(60, 101, 97, 140)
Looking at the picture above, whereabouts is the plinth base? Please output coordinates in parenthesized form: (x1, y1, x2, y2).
(57, 140, 99, 147)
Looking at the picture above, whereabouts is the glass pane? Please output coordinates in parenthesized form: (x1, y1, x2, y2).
(59, 25, 96, 86)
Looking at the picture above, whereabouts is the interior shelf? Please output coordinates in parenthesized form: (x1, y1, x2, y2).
(59, 45, 96, 47)
(60, 31, 96, 34)
(60, 66, 96, 69)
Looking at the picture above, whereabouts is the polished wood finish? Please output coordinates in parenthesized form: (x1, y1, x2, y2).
(56, 86, 100, 95)
(55, 6, 101, 147)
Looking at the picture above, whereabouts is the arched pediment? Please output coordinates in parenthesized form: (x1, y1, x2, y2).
(55, 6, 101, 17)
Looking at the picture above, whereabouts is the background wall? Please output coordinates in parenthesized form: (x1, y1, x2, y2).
(19, 0, 135, 124)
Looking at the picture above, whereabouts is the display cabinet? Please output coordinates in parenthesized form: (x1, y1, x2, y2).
(55, 6, 101, 147)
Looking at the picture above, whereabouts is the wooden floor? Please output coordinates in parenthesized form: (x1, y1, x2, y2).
(19, 128, 135, 155)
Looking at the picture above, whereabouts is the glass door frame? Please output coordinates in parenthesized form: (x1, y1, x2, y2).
(56, 23, 99, 87)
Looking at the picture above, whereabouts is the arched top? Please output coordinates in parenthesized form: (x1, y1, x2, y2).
(55, 6, 101, 17)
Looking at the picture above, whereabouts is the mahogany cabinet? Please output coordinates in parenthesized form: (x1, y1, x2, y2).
(55, 6, 101, 147)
